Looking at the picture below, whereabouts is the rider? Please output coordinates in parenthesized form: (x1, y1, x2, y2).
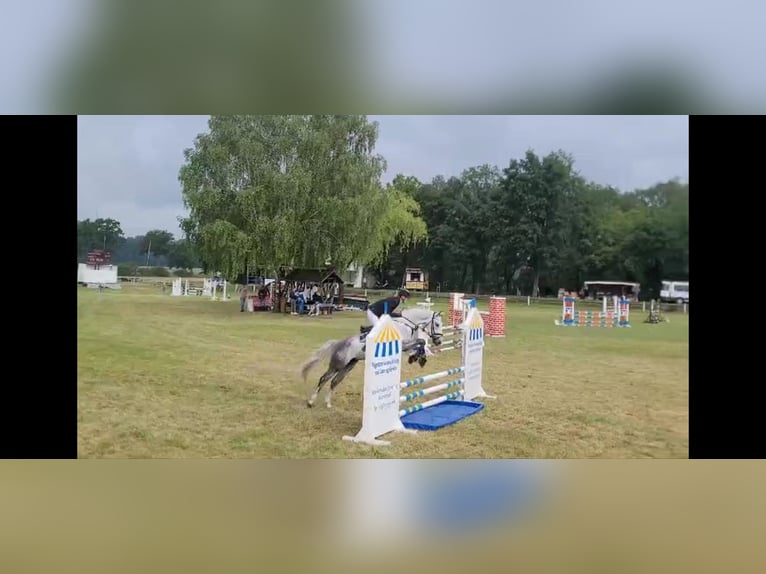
(361, 288, 411, 334)
(369, 288, 410, 318)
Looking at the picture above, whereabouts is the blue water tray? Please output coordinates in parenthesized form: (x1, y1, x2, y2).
(401, 400, 485, 431)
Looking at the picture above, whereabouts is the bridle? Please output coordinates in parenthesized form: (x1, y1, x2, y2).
(398, 312, 443, 345)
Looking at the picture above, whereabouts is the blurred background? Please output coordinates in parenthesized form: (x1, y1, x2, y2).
(7, 1, 759, 570)
(2, 0, 764, 113)
(2, 460, 765, 573)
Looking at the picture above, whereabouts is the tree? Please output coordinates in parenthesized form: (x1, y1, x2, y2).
(166, 239, 200, 270)
(111, 235, 145, 263)
(458, 164, 502, 293)
(412, 176, 456, 291)
(403, 172, 494, 293)
(141, 229, 175, 258)
(572, 183, 625, 284)
(77, 218, 125, 258)
(616, 180, 689, 296)
(179, 115, 427, 281)
(367, 174, 428, 287)
(492, 150, 584, 296)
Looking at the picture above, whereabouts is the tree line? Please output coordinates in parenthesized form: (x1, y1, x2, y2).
(77, 219, 200, 272)
(381, 158, 688, 298)
(80, 115, 688, 298)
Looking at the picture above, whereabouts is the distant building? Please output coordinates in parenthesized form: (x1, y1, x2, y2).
(77, 250, 119, 288)
(402, 267, 429, 291)
(343, 262, 377, 289)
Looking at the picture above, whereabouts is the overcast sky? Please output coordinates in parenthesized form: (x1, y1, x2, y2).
(77, 115, 689, 237)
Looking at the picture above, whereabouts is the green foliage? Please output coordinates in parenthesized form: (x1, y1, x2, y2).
(77, 218, 125, 257)
(166, 239, 200, 270)
(112, 236, 145, 264)
(136, 266, 171, 277)
(375, 155, 687, 297)
(90, 129, 686, 299)
(178, 115, 427, 281)
(489, 150, 582, 295)
(173, 268, 197, 277)
(141, 229, 175, 256)
(117, 263, 138, 276)
(116, 263, 171, 277)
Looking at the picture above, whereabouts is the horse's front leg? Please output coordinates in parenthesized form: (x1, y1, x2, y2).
(401, 339, 418, 353)
(404, 339, 431, 366)
(402, 339, 422, 364)
(417, 339, 434, 368)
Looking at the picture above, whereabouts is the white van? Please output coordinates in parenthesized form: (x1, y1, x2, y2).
(660, 280, 689, 304)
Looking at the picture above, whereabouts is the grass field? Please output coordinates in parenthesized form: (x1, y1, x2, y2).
(78, 284, 688, 458)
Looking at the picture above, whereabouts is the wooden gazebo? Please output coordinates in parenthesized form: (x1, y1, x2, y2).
(280, 267, 346, 306)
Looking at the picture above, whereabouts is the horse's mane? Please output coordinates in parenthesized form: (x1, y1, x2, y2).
(401, 307, 440, 323)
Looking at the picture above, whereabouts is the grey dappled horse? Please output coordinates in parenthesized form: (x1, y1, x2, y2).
(302, 308, 446, 408)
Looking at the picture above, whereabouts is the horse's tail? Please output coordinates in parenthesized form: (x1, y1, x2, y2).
(300, 339, 338, 382)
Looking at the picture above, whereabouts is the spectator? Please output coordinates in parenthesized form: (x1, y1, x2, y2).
(239, 285, 248, 312)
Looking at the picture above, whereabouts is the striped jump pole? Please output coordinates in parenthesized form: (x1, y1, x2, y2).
(400, 390, 464, 416)
(436, 322, 465, 354)
(432, 341, 462, 354)
(400, 378, 464, 402)
(400, 366, 465, 389)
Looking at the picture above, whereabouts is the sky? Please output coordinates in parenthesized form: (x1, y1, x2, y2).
(76, 115, 689, 238)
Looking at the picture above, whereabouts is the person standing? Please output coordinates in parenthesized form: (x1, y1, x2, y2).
(239, 285, 248, 312)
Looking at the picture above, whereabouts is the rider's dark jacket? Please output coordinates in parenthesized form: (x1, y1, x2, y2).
(367, 296, 402, 317)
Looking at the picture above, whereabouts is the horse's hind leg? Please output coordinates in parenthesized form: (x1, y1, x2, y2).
(307, 368, 335, 407)
(325, 359, 359, 408)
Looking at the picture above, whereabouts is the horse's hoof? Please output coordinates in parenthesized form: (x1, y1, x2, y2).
(307, 401, 313, 408)
(418, 357, 427, 367)
(408, 355, 417, 364)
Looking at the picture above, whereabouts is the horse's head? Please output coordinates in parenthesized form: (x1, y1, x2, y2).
(401, 308, 444, 345)
(428, 311, 444, 346)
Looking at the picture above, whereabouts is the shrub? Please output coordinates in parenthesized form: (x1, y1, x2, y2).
(136, 266, 171, 277)
(118, 263, 139, 276)
(173, 268, 197, 277)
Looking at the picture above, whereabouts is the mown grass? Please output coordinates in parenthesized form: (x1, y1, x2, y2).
(78, 284, 688, 458)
